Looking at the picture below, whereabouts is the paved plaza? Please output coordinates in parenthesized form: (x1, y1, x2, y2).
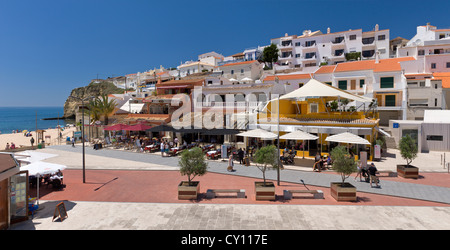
(9, 144, 450, 230)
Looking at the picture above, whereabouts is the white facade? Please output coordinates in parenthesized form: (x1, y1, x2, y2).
(270, 25, 390, 70)
(217, 60, 263, 82)
(397, 23, 450, 73)
(177, 61, 215, 77)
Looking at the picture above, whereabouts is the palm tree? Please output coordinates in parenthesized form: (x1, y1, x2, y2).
(90, 94, 116, 125)
(87, 98, 101, 123)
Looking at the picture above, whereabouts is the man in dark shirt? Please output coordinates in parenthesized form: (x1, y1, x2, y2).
(368, 163, 380, 188)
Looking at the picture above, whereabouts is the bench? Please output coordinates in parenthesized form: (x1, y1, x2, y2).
(283, 189, 324, 200)
(377, 170, 397, 177)
(206, 189, 246, 199)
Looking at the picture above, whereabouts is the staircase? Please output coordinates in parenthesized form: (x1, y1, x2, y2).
(380, 126, 397, 149)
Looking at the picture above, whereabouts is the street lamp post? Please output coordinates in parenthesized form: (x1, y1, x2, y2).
(69, 95, 94, 183)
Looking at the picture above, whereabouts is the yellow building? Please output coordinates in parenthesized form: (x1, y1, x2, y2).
(255, 79, 382, 160)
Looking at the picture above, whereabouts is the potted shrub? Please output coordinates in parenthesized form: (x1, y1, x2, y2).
(178, 147, 208, 200)
(253, 145, 278, 200)
(330, 146, 358, 201)
(397, 135, 419, 179)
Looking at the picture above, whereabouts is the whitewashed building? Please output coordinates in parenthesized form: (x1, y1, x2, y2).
(397, 23, 450, 73)
(270, 25, 390, 71)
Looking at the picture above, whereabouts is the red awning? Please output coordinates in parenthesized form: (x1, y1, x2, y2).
(104, 124, 128, 131)
(123, 124, 153, 131)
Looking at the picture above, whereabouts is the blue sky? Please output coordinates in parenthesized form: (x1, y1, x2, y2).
(1, 0, 449, 107)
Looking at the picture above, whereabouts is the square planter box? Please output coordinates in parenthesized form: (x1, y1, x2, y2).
(255, 181, 275, 201)
(330, 182, 357, 202)
(178, 181, 200, 200)
(397, 165, 419, 179)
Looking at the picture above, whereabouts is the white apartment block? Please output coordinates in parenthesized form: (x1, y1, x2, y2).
(270, 25, 390, 71)
(397, 23, 450, 74)
(217, 60, 263, 82)
(177, 51, 224, 78)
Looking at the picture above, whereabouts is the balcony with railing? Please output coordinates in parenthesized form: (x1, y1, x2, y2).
(331, 37, 345, 45)
(362, 50, 375, 59)
(279, 40, 293, 50)
(362, 37, 375, 45)
(280, 52, 293, 59)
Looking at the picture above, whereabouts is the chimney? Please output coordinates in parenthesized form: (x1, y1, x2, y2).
(327, 27, 330, 34)
(375, 24, 379, 31)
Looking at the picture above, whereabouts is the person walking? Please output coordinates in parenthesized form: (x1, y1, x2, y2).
(71, 137, 75, 147)
(30, 137, 35, 148)
(354, 160, 363, 181)
(227, 154, 235, 172)
(160, 141, 165, 157)
(238, 148, 244, 165)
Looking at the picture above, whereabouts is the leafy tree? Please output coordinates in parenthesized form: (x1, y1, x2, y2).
(262, 44, 279, 69)
(331, 146, 357, 185)
(178, 147, 208, 186)
(399, 135, 418, 167)
(253, 145, 278, 186)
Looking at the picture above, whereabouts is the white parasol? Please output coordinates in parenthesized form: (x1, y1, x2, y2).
(236, 128, 278, 140)
(20, 161, 67, 176)
(20, 161, 67, 205)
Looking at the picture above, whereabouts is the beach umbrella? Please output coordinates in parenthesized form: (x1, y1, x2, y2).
(229, 78, 238, 82)
(241, 77, 252, 82)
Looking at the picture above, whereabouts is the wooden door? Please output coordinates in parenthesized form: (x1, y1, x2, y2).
(350, 80, 356, 90)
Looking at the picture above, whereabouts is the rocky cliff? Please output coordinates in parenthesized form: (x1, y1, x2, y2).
(63, 80, 126, 118)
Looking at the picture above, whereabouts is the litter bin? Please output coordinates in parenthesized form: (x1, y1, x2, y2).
(37, 143, 42, 149)
(244, 156, 250, 166)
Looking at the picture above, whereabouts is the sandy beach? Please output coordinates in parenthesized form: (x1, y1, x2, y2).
(0, 126, 77, 149)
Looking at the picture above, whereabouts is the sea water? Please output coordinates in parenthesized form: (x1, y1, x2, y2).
(0, 107, 69, 134)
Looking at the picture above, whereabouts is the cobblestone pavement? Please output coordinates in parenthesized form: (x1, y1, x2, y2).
(10, 201, 450, 230)
(9, 145, 450, 230)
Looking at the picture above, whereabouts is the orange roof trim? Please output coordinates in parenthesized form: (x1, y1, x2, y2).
(264, 73, 312, 81)
(220, 60, 257, 67)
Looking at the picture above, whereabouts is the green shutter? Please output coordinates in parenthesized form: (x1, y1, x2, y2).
(360, 79, 365, 88)
(385, 95, 396, 107)
(380, 77, 394, 88)
(338, 80, 347, 90)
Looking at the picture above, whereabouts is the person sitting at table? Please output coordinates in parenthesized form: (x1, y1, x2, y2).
(313, 152, 322, 172)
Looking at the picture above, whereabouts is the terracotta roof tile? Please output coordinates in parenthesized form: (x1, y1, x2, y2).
(264, 73, 312, 81)
(433, 72, 450, 88)
(220, 60, 257, 67)
(314, 65, 336, 74)
(334, 57, 415, 73)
